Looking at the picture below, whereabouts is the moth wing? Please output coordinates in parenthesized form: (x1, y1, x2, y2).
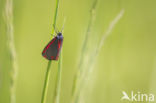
(42, 37, 59, 60)
(55, 38, 63, 60)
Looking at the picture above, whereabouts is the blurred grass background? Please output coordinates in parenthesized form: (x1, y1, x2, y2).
(0, 0, 156, 103)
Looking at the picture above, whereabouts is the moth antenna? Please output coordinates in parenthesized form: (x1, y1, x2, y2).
(53, 24, 59, 34)
(61, 17, 66, 33)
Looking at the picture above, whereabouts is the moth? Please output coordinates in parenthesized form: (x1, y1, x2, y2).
(42, 32, 63, 60)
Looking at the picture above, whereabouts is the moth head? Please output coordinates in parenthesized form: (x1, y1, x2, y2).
(57, 32, 63, 39)
(57, 32, 62, 36)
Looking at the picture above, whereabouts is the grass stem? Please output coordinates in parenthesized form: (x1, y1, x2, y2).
(51, 0, 60, 35)
(74, 9, 125, 103)
(41, 61, 52, 103)
(41, 0, 60, 103)
(4, 0, 18, 103)
(53, 53, 62, 103)
(71, 0, 98, 103)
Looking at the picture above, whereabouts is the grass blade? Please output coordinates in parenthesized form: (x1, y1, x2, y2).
(75, 9, 125, 103)
(71, 8, 125, 103)
(4, 0, 18, 103)
(71, 0, 98, 103)
(51, 0, 60, 35)
(53, 52, 62, 103)
(41, 61, 52, 103)
(41, 0, 60, 103)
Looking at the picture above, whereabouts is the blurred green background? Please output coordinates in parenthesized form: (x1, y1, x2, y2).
(0, 0, 156, 103)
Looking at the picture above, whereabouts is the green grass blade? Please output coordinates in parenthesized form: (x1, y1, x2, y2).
(53, 52, 62, 103)
(4, 0, 18, 103)
(71, 0, 98, 103)
(74, 9, 125, 103)
(41, 61, 52, 103)
(41, 0, 60, 102)
(51, 0, 60, 35)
